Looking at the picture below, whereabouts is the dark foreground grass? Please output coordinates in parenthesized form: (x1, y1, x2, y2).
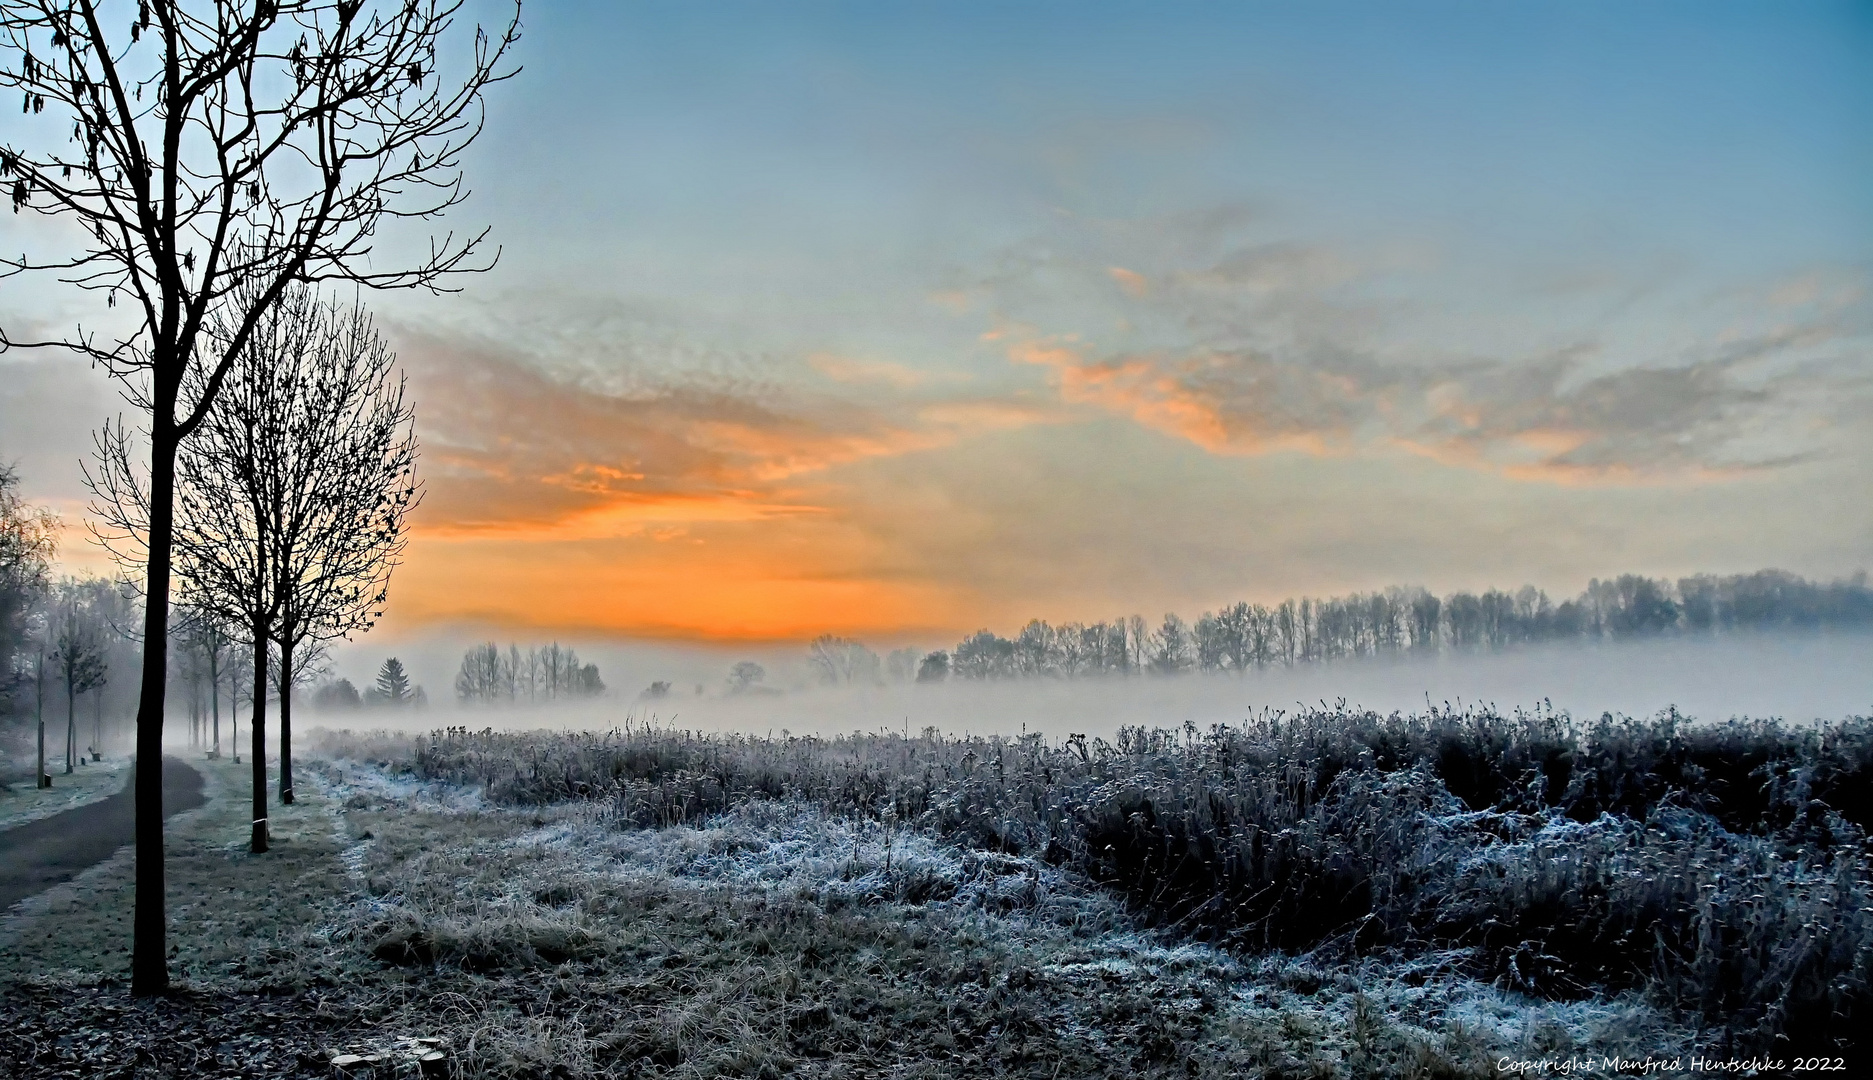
(321, 705, 1873, 1055)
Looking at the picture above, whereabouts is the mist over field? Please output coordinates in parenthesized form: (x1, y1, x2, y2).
(316, 629, 1873, 744)
(4, 2, 1870, 1072)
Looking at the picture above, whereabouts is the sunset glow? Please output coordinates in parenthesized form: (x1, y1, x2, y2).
(5, 2, 1868, 644)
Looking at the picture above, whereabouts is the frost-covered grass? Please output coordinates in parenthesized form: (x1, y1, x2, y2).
(317, 704, 1873, 1055)
(300, 759, 1689, 1078)
(0, 754, 129, 831)
(0, 755, 346, 983)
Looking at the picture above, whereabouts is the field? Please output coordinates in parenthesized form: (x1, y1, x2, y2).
(325, 705, 1871, 1058)
(3, 704, 1865, 1077)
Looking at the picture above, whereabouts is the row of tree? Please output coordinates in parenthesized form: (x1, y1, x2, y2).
(897, 569, 1873, 682)
(806, 635, 920, 686)
(1, 478, 134, 782)
(88, 278, 420, 846)
(455, 642, 604, 703)
(2, 0, 520, 996)
(2, 469, 263, 778)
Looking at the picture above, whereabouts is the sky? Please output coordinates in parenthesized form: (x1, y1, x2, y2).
(4, 0, 1871, 646)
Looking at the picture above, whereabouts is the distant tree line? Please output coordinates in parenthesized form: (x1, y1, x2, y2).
(455, 642, 604, 703)
(804, 635, 920, 687)
(2, 466, 148, 781)
(908, 569, 1873, 681)
(313, 657, 429, 711)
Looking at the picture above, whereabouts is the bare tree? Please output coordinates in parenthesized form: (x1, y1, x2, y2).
(518, 646, 538, 702)
(539, 641, 570, 699)
(2, 0, 519, 995)
(454, 641, 502, 701)
(883, 648, 918, 684)
(256, 291, 417, 805)
(0, 464, 56, 712)
(199, 614, 228, 757)
(1148, 613, 1192, 675)
(26, 604, 51, 786)
(914, 650, 948, 683)
(170, 598, 230, 756)
(807, 634, 880, 685)
(725, 660, 765, 694)
(51, 582, 109, 772)
(94, 376, 280, 853)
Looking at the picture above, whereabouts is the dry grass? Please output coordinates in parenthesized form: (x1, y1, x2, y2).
(0, 725, 1741, 1077)
(291, 760, 1682, 1078)
(316, 705, 1873, 1055)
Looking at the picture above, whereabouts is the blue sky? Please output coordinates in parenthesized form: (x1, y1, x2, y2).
(467, 1, 1868, 276)
(7, 1, 1870, 639)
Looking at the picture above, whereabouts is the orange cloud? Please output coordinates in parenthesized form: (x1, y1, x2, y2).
(378, 331, 1059, 638)
(403, 332, 1049, 533)
(1107, 266, 1149, 297)
(390, 526, 974, 641)
(1011, 338, 1343, 457)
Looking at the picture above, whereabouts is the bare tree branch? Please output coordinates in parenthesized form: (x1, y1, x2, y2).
(3, 0, 520, 996)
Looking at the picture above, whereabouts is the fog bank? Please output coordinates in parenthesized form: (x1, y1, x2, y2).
(314, 631, 1873, 743)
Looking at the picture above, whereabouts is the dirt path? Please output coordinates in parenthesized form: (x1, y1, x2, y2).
(0, 757, 206, 911)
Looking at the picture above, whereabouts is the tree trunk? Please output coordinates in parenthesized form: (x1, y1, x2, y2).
(65, 672, 76, 773)
(35, 651, 47, 789)
(210, 647, 221, 759)
(250, 627, 269, 853)
(279, 642, 294, 805)
(130, 424, 177, 998)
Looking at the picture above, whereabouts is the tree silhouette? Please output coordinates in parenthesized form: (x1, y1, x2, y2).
(951, 630, 1014, 679)
(376, 657, 412, 705)
(808, 635, 880, 685)
(915, 651, 949, 683)
(252, 288, 418, 805)
(726, 661, 765, 695)
(884, 648, 919, 683)
(1148, 613, 1192, 674)
(455, 642, 504, 701)
(51, 584, 108, 773)
(0, 464, 55, 708)
(2, 0, 519, 995)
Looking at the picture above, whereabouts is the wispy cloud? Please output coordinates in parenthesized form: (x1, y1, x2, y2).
(1008, 330, 1858, 485)
(399, 329, 1056, 539)
(807, 352, 938, 388)
(974, 216, 1872, 486)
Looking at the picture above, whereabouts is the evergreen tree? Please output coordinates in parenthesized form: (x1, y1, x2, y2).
(376, 658, 413, 706)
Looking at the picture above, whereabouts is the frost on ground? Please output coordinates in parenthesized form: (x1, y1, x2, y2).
(0, 755, 129, 832)
(289, 756, 1692, 1079)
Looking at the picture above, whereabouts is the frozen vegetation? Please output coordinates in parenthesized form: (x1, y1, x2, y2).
(312, 701, 1873, 1066)
(304, 750, 1684, 1077)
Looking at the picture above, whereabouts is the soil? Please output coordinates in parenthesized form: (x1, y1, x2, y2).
(0, 757, 206, 911)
